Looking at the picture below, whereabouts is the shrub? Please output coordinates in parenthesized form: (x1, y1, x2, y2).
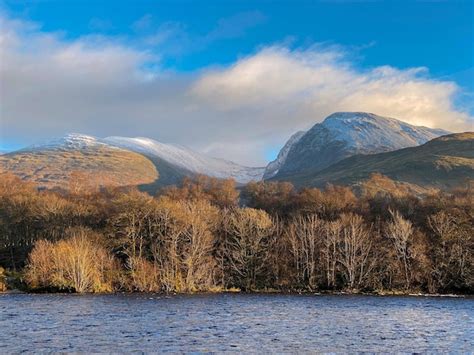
(127, 256, 161, 292)
(26, 228, 118, 293)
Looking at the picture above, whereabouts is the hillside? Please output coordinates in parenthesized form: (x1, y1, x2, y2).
(278, 132, 474, 189)
(103, 136, 264, 184)
(269, 112, 449, 180)
(0, 133, 264, 191)
(0, 141, 159, 191)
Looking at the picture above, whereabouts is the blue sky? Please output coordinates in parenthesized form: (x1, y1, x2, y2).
(4, 0, 473, 81)
(1, 0, 473, 164)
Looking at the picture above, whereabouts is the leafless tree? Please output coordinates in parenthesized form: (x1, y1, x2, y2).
(385, 209, 414, 289)
(222, 208, 274, 290)
(321, 220, 341, 289)
(337, 213, 374, 290)
(287, 214, 321, 290)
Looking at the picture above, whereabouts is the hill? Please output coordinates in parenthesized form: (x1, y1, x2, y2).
(0, 139, 158, 191)
(277, 132, 474, 190)
(0, 133, 264, 191)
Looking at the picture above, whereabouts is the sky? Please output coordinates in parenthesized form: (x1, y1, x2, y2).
(0, 0, 473, 165)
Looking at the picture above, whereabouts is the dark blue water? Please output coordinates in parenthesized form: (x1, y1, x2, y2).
(0, 293, 472, 352)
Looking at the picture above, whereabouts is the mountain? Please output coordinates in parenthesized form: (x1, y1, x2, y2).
(0, 134, 158, 190)
(0, 133, 264, 190)
(279, 132, 474, 190)
(263, 131, 305, 179)
(268, 112, 450, 180)
(0, 112, 459, 192)
(103, 136, 264, 184)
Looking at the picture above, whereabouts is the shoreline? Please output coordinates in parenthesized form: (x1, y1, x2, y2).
(1, 289, 470, 298)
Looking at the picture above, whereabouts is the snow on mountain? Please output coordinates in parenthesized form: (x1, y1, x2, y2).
(23, 133, 112, 151)
(103, 136, 265, 183)
(269, 112, 451, 179)
(22, 133, 264, 184)
(16, 111, 450, 185)
(321, 112, 449, 151)
(263, 131, 305, 179)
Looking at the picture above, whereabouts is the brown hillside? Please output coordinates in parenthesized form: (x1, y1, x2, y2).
(0, 146, 159, 191)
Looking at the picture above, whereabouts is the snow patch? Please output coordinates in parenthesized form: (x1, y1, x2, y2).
(321, 112, 450, 152)
(103, 136, 265, 183)
(21, 133, 265, 184)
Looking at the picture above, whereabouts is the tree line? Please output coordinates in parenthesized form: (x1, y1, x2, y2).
(0, 172, 472, 294)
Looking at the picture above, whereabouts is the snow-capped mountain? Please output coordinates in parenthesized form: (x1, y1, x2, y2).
(103, 136, 265, 183)
(263, 131, 305, 179)
(10, 112, 452, 189)
(268, 112, 450, 179)
(22, 133, 264, 184)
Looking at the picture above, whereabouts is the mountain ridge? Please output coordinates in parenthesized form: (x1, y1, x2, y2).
(9, 133, 265, 188)
(278, 132, 474, 190)
(269, 112, 450, 180)
(2, 112, 466, 192)
(103, 136, 265, 183)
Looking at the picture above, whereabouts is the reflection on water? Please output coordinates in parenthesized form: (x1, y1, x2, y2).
(0, 293, 472, 352)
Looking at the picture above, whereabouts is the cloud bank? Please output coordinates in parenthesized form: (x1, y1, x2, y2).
(1, 16, 472, 165)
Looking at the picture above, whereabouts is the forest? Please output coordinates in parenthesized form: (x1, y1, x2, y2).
(0, 172, 472, 294)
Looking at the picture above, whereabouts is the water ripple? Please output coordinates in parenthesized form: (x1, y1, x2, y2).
(0, 293, 472, 352)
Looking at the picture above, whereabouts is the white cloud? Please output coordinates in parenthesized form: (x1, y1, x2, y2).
(192, 47, 472, 132)
(0, 16, 472, 166)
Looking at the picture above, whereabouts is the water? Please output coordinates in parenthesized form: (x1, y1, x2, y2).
(0, 293, 472, 352)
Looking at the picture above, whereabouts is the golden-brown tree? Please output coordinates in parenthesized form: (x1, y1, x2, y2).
(222, 207, 274, 290)
(26, 227, 117, 293)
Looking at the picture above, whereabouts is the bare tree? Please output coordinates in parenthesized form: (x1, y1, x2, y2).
(337, 213, 374, 290)
(180, 200, 219, 291)
(385, 209, 414, 289)
(222, 208, 274, 291)
(428, 211, 473, 290)
(287, 214, 321, 290)
(321, 220, 341, 289)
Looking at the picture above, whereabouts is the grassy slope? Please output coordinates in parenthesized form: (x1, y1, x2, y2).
(275, 132, 474, 189)
(0, 146, 159, 190)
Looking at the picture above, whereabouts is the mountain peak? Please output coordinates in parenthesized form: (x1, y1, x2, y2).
(266, 112, 450, 179)
(323, 111, 407, 127)
(61, 133, 99, 145)
(317, 111, 450, 150)
(324, 111, 380, 121)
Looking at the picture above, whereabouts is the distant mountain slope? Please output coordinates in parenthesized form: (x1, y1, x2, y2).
(103, 136, 264, 184)
(0, 135, 158, 190)
(263, 131, 305, 179)
(280, 132, 474, 190)
(0, 133, 264, 191)
(270, 112, 450, 180)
